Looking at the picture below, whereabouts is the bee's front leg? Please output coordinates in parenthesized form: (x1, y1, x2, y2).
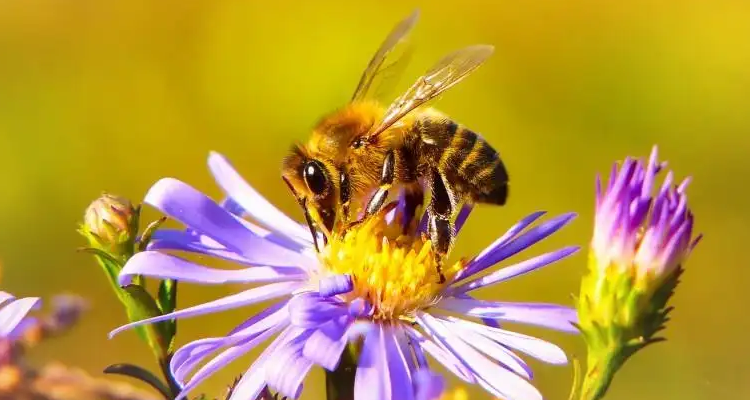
(427, 169, 456, 284)
(345, 150, 396, 232)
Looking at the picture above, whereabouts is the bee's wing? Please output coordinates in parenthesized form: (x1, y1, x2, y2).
(370, 44, 494, 136)
(351, 9, 420, 103)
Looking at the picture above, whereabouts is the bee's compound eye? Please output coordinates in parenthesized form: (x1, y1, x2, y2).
(303, 160, 328, 195)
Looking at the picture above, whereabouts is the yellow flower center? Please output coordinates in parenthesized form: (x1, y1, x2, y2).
(319, 204, 465, 321)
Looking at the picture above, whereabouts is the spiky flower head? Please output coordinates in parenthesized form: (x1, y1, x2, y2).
(81, 193, 138, 256)
(577, 146, 701, 400)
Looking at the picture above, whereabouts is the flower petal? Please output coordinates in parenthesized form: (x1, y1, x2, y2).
(446, 316, 568, 365)
(302, 316, 351, 371)
(434, 317, 532, 379)
(452, 246, 579, 293)
(355, 324, 391, 400)
(0, 297, 41, 337)
(461, 213, 577, 278)
(171, 302, 289, 382)
(119, 251, 307, 287)
(144, 178, 314, 269)
(403, 325, 476, 384)
(454, 204, 474, 234)
(0, 292, 14, 307)
(208, 152, 314, 246)
(319, 274, 353, 297)
(176, 323, 286, 399)
(147, 229, 259, 266)
(288, 293, 348, 329)
(227, 327, 298, 400)
(265, 327, 314, 399)
(418, 313, 542, 400)
(109, 281, 301, 338)
(437, 298, 578, 333)
(384, 326, 414, 400)
(414, 368, 445, 400)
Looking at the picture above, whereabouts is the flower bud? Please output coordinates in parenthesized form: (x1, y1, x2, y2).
(577, 146, 701, 400)
(82, 193, 138, 256)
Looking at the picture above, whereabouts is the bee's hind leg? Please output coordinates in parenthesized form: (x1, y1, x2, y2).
(427, 169, 456, 284)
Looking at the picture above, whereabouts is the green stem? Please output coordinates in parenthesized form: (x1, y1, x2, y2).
(326, 342, 361, 400)
(159, 353, 182, 398)
(579, 347, 622, 400)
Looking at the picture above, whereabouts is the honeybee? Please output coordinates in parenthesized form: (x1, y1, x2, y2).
(282, 10, 509, 281)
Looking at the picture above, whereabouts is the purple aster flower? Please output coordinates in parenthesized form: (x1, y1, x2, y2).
(577, 146, 701, 400)
(0, 292, 41, 364)
(109, 152, 579, 400)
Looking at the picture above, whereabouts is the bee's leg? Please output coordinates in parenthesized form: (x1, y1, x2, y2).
(427, 169, 456, 284)
(339, 170, 352, 224)
(364, 150, 396, 217)
(343, 150, 396, 232)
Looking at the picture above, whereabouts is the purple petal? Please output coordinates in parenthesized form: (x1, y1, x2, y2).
(417, 313, 542, 400)
(288, 293, 349, 328)
(227, 327, 298, 400)
(384, 326, 414, 400)
(144, 178, 314, 269)
(451, 246, 579, 294)
(396, 325, 420, 373)
(302, 317, 351, 371)
(0, 297, 41, 337)
(0, 292, 14, 307)
(208, 152, 314, 245)
(471, 211, 547, 262)
(119, 251, 307, 286)
(437, 298, 578, 333)
(171, 302, 289, 381)
(414, 368, 445, 400)
(446, 316, 568, 365)
(175, 321, 286, 398)
(109, 281, 301, 338)
(404, 325, 476, 384)
(265, 328, 314, 399)
(147, 229, 262, 266)
(355, 324, 391, 400)
(319, 274, 353, 297)
(431, 316, 532, 379)
(454, 204, 474, 234)
(462, 213, 577, 278)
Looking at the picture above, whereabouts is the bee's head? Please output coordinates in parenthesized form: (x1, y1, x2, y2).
(282, 145, 340, 239)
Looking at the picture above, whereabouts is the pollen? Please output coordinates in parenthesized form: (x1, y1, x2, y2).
(319, 205, 465, 321)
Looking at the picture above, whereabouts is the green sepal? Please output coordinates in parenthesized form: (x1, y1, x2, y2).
(104, 363, 172, 400)
(139, 216, 168, 252)
(120, 284, 171, 361)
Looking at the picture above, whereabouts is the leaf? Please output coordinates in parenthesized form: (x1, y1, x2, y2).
(157, 279, 178, 352)
(104, 363, 173, 400)
(121, 284, 170, 360)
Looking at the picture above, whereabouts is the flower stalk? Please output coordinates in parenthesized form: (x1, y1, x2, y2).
(325, 342, 361, 400)
(78, 193, 180, 399)
(575, 147, 700, 400)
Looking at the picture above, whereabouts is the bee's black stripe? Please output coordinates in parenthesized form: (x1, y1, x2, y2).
(460, 139, 499, 180)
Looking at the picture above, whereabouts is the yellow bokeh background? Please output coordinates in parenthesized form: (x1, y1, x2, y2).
(0, 0, 748, 399)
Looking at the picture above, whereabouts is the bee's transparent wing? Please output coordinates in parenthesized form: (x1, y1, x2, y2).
(370, 44, 494, 136)
(351, 9, 420, 103)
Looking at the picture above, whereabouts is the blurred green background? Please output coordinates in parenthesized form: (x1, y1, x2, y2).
(0, 0, 748, 399)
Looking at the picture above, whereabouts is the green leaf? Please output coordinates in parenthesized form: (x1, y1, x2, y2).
(104, 363, 172, 400)
(157, 279, 178, 352)
(120, 284, 170, 360)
